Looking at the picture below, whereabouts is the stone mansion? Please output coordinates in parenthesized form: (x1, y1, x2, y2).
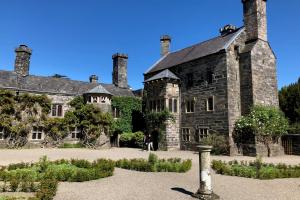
(0, 44, 134, 147)
(143, 0, 280, 156)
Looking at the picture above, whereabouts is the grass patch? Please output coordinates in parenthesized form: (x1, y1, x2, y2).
(212, 157, 300, 179)
(58, 143, 83, 148)
(116, 153, 192, 173)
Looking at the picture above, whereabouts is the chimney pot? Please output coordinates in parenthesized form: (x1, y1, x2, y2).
(89, 75, 98, 83)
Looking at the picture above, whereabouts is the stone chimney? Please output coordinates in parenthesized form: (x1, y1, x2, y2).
(219, 24, 237, 36)
(89, 75, 98, 83)
(112, 53, 128, 88)
(14, 45, 32, 76)
(160, 35, 171, 57)
(242, 0, 268, 42)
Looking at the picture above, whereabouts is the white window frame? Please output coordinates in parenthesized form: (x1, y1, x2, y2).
(31, 127, 43, 140)
(182, 128, 191, 142)
(196, 128, 209, 142)
(112, 107, 121, 119)
(69, 127, 81, 139)
(168, 98, 178, 113)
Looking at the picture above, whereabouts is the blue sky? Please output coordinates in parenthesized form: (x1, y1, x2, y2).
(0, 0, 299, 90)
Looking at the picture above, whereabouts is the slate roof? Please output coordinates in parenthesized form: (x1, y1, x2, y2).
(145, 27, 244, 74)
(144, 69, 179, 82)
(0, 70, 134, 97)
(84, 85, 112, 95)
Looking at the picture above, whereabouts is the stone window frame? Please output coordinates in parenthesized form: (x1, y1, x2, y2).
(206, 96, 214, 112)
(195, 127, 209, 142)
(149, 99, 165, 112)
(69, 127, 81, 139)
(51, 104, 63, 117)
(185, 98, 195, 113)
(181, 128, 191, 142)
(0, 127, 4, 140)
(31, 126, 44, 140)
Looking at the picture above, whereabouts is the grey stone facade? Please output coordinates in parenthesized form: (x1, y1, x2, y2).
(144, 0, 281, 156)
(0, 46, 135, 148)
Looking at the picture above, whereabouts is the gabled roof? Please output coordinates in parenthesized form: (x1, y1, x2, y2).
(84, 85, 112, 95)
(145, 27, 244, 74)
(0, 70, 134, 97)
(144, 69, 179, 83)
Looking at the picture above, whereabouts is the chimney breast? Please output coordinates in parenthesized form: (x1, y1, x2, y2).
(112, 53, 128, 88)
(14, 45, 32, 76)
(160, 35, 171, 57)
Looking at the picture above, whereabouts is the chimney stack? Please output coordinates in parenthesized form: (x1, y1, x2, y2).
(14, 45, 32, 76)
(242, 0, 268, 42)
(160, 35, 171, 57)
(89, 75, 98, 83)
(219, 24, 237, 36)
(112, 53, 128, 88)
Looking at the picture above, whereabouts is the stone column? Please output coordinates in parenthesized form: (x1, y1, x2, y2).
(192, 145, 219, 200)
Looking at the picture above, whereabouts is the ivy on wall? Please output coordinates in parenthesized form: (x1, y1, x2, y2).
(111, 96, 143, 133)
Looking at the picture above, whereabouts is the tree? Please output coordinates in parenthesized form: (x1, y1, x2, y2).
(279, 77, 300, 134)
(235, 105, 289, 157)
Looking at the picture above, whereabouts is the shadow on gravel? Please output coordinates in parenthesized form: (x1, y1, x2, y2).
(171, 187, 194, 196)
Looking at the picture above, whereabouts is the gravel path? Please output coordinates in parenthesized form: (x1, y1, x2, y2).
(0, 148, 299, 200)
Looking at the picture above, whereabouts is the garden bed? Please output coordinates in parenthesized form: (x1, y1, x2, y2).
(212, 158, 300, 179)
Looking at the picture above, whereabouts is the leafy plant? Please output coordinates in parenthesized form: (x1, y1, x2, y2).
(234, 105, 289, 156)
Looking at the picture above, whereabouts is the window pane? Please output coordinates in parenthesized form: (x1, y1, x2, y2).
(157, 100, 161, 112)
(208, 97, 214, 111)
(32, 133, 37, 139)
(38, 133, 42, 139)
(52, 105, 57, 116)
(191, 101, 195, 112)
(57, 105, 63, 116)
(169, 99, 172, 112)
(173, 99, 177, 113)
(0, 133, 3, 140)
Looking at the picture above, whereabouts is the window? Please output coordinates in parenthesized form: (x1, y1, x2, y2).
(100, 96, 106, 103)
(157, 99, 161, 112)
(93, 96, 98, 103)
(186, 99, 195, 113)
(52, 104, 63, 117)
(207, 70, 214, 84)
(0, 128, 4, 140)
(168, 98, 178, 113)
(182, 128, 190, 142)
(32, 127, 43, 140)
(207, 97, 214, 111)
(187, 73, 193, 87)
(113, 107, 121, 118)
(195, 128, 209, 142)
(70, 127, 81, 139)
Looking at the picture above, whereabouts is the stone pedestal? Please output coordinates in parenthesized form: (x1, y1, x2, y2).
(192, 145, 220, 200)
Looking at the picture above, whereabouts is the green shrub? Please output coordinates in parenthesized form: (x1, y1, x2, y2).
(116, 154, 192, 173)
(37, 156, 50, 173)
(71, 159, 92, 169)
(36, 177, 58, 200)
(59, 143, 84, 148)
(45, 164, 77, 181)
(200, 133, 229, 155)
(7, 162, 31, 171)
(9, 177, 20, 192)
(212, 159, 300, 179)
(119, 132, 145, 148)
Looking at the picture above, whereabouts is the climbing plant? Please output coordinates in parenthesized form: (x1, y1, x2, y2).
(111, 96, 143, 133)
(0, 90, 51, 148)
(144, 110, 174, 150)
(64, 96, 114, 148)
